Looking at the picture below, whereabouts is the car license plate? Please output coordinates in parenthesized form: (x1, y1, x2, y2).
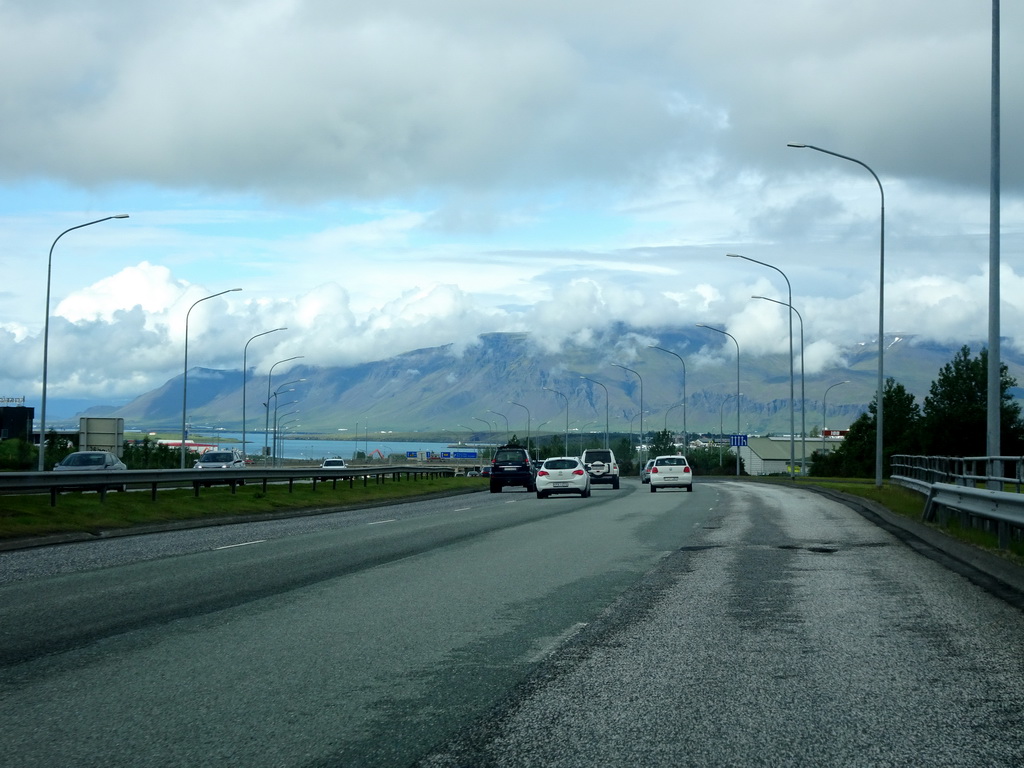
(553, 482, 569, 487)
(663, 475, 678, 481)
(503, 466, 516, 471)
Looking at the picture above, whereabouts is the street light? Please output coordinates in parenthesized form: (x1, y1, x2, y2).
(38, 214, 129, 471)
(579, 377, 609, 449)
(697, 324, 741, 476)
(752, 294, 805, 476)
(664, 402, 685, 433)
(822, 381, 851, 455)
(612, 364, 644, 461)
(648, 346, 687, 450)
(242, 327, 286, 462)
(719, 394, 739, 466)
(488, 409, 510, 443)
(728, 253, 795, 479)
(543, 387, 569, 455)
(507, 401, 532, 455)
(264, 357, 304, 461)
(788, 142, 885, 487)
(275, 409, 299, 465)
(181, 288, 243, 467)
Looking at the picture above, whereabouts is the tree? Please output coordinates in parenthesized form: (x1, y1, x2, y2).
(921, 345, 1024, 457)
(816, 377, 922, 477)
(647, 429, 675, 457)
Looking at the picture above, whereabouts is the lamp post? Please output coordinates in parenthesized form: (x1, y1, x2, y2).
(181, 288, 243, 467)
(719, 394, 739, 466)
(579, 377, 610, 449)
(728, 253, 794, 479)
(697, 324, 741, 476)
(263, 357, 304, 461)
(543, 387, 569, 455)
(488, 409, 510, 443)
(275, 410, 299, 465)
(38, 214, 129, 471)
(752, 294, 805, 476)
(788, 142, 885, 487)
(822, 381, 850, 455)
(242, 327, 286, 462)
(664, 402, 685, 433)
(648, 346, 687, 450)
(508, 401, 532, 455)
(612, 364, 644, 461)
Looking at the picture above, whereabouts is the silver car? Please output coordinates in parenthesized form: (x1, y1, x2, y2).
(53, 451, 127, 471)
(194, 450, 245, 469)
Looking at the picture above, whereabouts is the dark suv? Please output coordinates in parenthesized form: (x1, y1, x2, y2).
(489, 445, 536, 493)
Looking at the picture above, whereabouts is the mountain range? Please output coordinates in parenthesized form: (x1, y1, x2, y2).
(69, 326, 1024, 439)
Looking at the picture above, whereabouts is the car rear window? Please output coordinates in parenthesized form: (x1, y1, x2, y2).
(544, 459, 578, 470)
(656, 457, 688, 466)
(585, 450, 612, 462)
(494, 450, 527, 462)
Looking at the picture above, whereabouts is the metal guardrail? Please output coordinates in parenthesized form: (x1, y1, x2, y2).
(890, 454, 1024, 551)
(0, 465, 456, 507)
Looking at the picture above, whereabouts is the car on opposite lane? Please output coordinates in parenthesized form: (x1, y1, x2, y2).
(194, 450, 246, 469)
(536, 456, 591, 499)
(53, 451, 127, 472)
(649, 454, 693, 492)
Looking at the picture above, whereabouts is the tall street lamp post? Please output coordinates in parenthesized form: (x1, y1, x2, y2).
(822, 381, 850, 455)
(752, 295, 805, 476)
(488, 409, 510, 443)
(242, 327, 286, 462)
(507, 401, 532, 455)
(38, 214, 129, 471)
(788, 142, 885, 487)
(263, 356, 304, 461)
(697, 324, 741, 476)
(728, 253, 794, 478)
(612, 364, 644, 462)
(543, 387, 569, 455)
(648, 346, 687, 450)
(719, 394, 739, 466)
(579, 377, 609, 449)
(181, 288, 242, 468)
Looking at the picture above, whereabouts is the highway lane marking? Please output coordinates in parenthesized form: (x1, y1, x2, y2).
(525, 622, 589, 663)
(454, 507, 471, 512)
(369, 519, 397, 525)
(215, 540, 266, 550)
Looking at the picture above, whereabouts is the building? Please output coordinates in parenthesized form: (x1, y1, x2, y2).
(0, 406, 33, 442)
(737, 435, 845, 476)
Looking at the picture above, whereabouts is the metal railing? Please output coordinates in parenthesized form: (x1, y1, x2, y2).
(0, 465, 457, 507)
(890, 454, 1024, 550)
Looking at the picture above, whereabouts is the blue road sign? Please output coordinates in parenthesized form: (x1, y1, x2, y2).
(730, 434, 748, 447)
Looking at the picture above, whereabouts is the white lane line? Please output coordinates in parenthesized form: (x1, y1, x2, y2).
(368, 519, 397, 525)
(454, 507, 471, 512)
(215, 540, 266, 550)
(524, 622, 590, 663)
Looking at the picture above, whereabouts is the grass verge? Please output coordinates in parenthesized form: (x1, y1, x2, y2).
(0, 476, 488, 541)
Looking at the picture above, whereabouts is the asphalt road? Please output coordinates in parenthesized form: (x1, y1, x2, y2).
(2, 479, 1024, 766)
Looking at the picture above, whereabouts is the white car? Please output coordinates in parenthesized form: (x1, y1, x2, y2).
(53, 451, 127, 472)
(640, 458, 655, 484)
(649, 455, 693, 492)
(320, 458, 348, 470)
(536, 457, 591, 499)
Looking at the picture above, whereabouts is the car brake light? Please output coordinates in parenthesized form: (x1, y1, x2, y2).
(651, 467, 659, 473)
(572, 469, 585, 476)
(684, 466, 691, 473)
(537, 470, 549, 476)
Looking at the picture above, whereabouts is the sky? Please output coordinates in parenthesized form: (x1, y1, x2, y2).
(1, 0, 1023, 414)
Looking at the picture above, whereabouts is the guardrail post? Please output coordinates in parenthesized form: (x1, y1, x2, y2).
(50, 487, 58, 507)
